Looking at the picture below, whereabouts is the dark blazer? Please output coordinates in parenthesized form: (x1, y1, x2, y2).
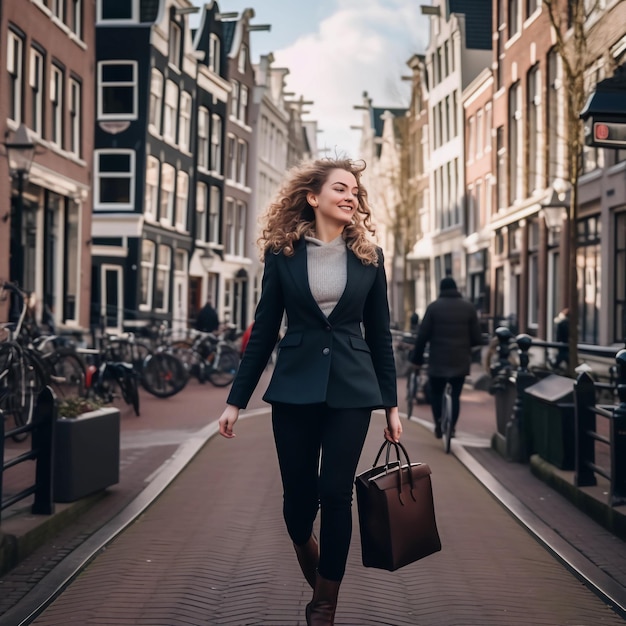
(410, 288, 482, 378)
(227, 239, 397, 409)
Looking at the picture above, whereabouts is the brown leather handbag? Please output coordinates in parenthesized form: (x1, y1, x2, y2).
(355, 441, 442, 571)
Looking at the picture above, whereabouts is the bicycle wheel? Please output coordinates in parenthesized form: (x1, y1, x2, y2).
(207, 345, 239, 387)
(107, 338, 152, 371)
(441, 386, 453, 454)
(45, 349, 87, 400)
(118, 369, 140, 416)
(141, 352, 189, 398)
(406, 369, 418, 418)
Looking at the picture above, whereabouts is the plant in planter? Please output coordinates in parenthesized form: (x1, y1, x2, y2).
(54, 395, 121, 503)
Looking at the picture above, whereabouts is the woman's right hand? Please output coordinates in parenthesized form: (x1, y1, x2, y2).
(218, 404, 240, 438)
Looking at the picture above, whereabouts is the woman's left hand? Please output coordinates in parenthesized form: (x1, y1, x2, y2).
(384, 407, 402, 443)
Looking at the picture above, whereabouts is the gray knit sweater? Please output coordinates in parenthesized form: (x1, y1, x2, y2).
(305, 235, 347, 318)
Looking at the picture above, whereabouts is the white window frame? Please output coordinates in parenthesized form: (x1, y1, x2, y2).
(51, 0, 64, 20)
(95, 149, 135, 210)
(236, 202, 246, 256)
(169, 21, 181, 69)
(175, 170, 189, 231)
(72, 0, 83, 38)
(154, 245, 171, 313)
(51, 65, 64, 147)
(196, 182, 207, 243)
(140, 239, 155, 310)
(7, 31, 23, 124)
(238, 139, 247, 186)
(208, 33, 220, 73)
(238, 44, 247, 74)
(227, 134, 236, 182)
(230, 80, 239, 118)
(69, 78, 81, 156)
(211, 114, 222, 174)
(149, 68, 163, 134)
(197, 107, 209, 170)
(145, 155, 160, 221)
(209, 186, 220, 245)
(160, 162, 175, 225)
(224, 198, 235, 254)
(30, 48, 44, 136)
(239, 84, 248, 124)
(178, 91, 192, 152)
(163, 80, 178, 143)
(98, 60, 137, 120)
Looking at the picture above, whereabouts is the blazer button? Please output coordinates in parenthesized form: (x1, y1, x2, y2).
(325, 325, 331, 331)
(322, 347, 330, 355)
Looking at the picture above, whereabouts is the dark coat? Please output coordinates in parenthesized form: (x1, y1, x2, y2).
(195, 303, 219, 333)
(227, 239, 397, 409)
(409, 288, 482, 378)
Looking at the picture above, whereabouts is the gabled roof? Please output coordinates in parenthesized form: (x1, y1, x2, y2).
(448, 0, 492, 50)
(222, 20, 236, 54)
(371, 107, 407, 138)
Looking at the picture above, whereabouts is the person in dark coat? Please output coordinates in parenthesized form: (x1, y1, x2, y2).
(409, 277, 482, 438)
(195, 299, 219, 333)
(551, 308, 569, 369)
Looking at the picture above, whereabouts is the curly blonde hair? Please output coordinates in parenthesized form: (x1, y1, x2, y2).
(258, 158, 379, 266)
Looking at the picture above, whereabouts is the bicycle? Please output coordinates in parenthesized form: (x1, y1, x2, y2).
(168, 330, 240, 387)
(405, 365, 430, 419)
(440, 382, 453, 454)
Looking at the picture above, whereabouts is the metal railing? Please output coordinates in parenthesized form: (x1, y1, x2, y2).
(574, 350, 626, 506)
(1, 387, 55, 516)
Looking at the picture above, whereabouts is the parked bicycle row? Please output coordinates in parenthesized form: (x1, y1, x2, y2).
(0, 282, 242, 442)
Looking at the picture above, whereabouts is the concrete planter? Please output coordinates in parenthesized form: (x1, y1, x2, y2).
(53, 406, 121, 503)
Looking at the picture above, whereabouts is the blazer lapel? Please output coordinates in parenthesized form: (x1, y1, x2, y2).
(285, 239, 329, 321)
(327, 249, 368, 322)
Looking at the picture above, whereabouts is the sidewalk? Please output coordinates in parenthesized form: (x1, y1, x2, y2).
(1, 373, 626, 624)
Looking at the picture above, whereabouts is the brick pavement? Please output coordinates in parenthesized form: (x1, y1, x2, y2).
(1, 370, 625, 624)
(19, 411, 626, 626)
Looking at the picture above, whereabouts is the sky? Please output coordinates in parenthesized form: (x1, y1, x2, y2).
(191, 0, 431, 157)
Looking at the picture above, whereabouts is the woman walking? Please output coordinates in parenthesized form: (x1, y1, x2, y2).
(218, 157, 401, 625)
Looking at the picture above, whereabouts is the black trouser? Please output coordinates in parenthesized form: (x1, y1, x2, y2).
(271, 402, 371, 582)
(428, 376, 465, 427)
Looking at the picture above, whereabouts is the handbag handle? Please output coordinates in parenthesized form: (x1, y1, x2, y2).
(371, 441, 418, 505)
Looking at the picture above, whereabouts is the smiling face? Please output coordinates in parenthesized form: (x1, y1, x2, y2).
(307, 168, 359, 238)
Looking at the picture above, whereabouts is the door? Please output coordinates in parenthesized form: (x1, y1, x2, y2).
(101, 265, 123, 333)
(173, 273, 187, 333)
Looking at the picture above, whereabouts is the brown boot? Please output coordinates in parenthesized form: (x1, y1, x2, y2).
(293, 534, 319, 588)
(305, 572, 341, 626)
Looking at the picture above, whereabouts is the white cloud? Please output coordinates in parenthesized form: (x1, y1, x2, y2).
(273, 0, 429, 158)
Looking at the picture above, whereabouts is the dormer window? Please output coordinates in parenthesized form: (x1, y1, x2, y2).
(169, 21, 181, 69)
(238, 44, 247, 73)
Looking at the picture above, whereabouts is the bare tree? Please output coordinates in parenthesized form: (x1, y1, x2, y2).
(542, 0, 602, 376)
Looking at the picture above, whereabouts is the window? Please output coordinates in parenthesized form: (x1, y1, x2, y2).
(69, 78, 81, 156)
(238, 44, 247, 73)
(224, 198, 235, 253)
(508, 82, 522, 204)
(236, 202, 246, 255)
(476, 109, 483, 157)
(496, 127, 507, 210)
(98, 0, 137, 21)
(527, 218, 539, 327)
(238, 139, 247, 185)
(98, 61, 137, 119)
(51, 65, 64, 147)
(484, 103, 492, 152)
(527, 66, 543, 194)
(209, 186, 220, 244)
(231, 80, 239, 118)
(198, 107, 209, 169)
(7, 31, 24, 123)
(175, 171, 188, 230)
(169, 21, 181, 68)
(208, 34, 220, 73)
(72, 0, 83, 38)
(30, 48, 44, 135)
(179, 91, 192, 152)
(577, 217, 601, 345)
(149, 69, 163, 133)
(527, 0, 539, 14)
(51, 0, 64, 20)
(615, 211, 626, 343)
(468, 115, 476, 161)
(154, 245, 171, 312)
(145, 155, 160, 221)
(196, 182, 207, 242)
(508, 0, 520, 37)
(95, 150, 135, 209)
(227, 134, 236, 181)
(160, 163, 175, 224)
(211, 114, 223, 173)
(239, 84, 248, 124)
(63, 200, 80, 323)
(140, 240, 155, 309)
(163, 80, 178, 142)
(547, 49, 560, 181)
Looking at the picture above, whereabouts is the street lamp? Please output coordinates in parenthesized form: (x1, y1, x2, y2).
(4, 124, 36, 287)
(540, 178, 570, 232)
